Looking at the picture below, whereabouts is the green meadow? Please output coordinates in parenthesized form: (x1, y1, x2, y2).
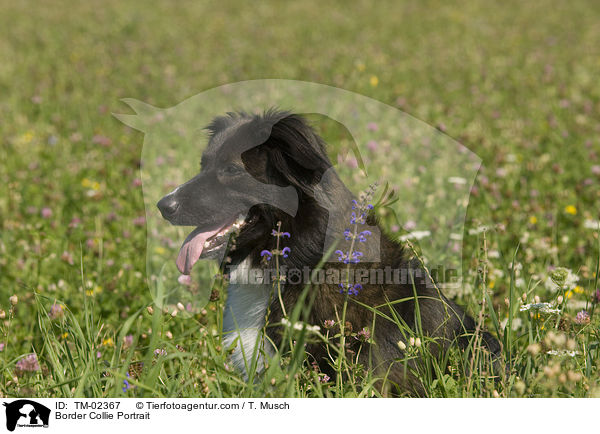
(0, 0, 599, 397)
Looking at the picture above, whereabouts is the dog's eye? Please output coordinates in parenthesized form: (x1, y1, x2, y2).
(221, 164, 242, 176)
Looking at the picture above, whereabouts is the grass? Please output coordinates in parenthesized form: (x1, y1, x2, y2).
(1, 0, 600, 397)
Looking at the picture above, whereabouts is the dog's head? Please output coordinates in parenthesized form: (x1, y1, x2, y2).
(157, 110, 333, 274)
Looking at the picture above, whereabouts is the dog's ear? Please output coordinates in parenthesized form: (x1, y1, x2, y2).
(268, 114, 330, 170)
(261, 113, 332, 191)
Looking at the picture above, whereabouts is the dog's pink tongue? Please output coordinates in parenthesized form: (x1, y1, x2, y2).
(176, 226, 222, 275)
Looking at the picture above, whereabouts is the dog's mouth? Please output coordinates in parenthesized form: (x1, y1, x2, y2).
(176, 215, 248, 275)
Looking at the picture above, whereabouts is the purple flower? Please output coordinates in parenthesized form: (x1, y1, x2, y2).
(356, 327, 371, 342)
(92, 134, 112, 147)
(61, 251, 74, 265)
(592, 165, 600, 176)
(404, 220, 417, 231)
(323, 320, 335, 329)
(260, 250, 273, 261)
(367, 140, 378, 151)
(574, 310, 590, 325)
(367, 122, 378, 131)
(357, 230, 371, 242)
(344, 251, 363, 264)
(271, 229, 291, 238)
(154, 348, 167, 357)
(350, 212, 366, 225)
(339, 283, 363, 296)
(48, 303, 64, 319)
(281, 247, 291, 258)
(320, 374, 330, 383)
(123, 335, 134, 348)
(0, 343, 4, 352)
(41, 207, 52, 219)
(593, 289, 600, 304)
(122, 373, 133, 393)
(348, 283, 362, 296)
(69, 217, 81, 228)
(16, 354, 40, 372)
(132, 216, 146, 226)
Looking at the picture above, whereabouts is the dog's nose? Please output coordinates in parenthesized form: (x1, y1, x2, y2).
(157, 195, 179, 218)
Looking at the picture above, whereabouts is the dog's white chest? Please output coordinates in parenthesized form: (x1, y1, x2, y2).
(222, 258, 274, 378)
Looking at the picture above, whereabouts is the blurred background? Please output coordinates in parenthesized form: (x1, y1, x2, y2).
(0, 0, 599, 397)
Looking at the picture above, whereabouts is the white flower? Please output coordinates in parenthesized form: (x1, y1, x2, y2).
(509, 262, 523, 272)
(448, 177, 467, 185)
(519, 303, 561, 314)
(488, 250, 500, 258)
(491, 269, 505, 279)
(399, 230, 431, 242)
(281, 318, 320, 333)
(544, 268, 579, 292)
(468, 226, 488, 235)
(584, 220, 600, 230)
(546, 350, 580, 357)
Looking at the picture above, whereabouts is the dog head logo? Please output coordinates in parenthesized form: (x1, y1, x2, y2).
(115, 79, 481, 311)
(3, 400, 50, 431)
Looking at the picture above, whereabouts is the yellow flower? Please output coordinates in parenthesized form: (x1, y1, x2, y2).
(61, 332, 69, 339)
(529, 216, 538, 225)
(574, 285, 584, 294)
(86, 285, 103, 296)
(565, 290, 573, 299)
(488, 280, 496, 289)
(102, 338, 114, 347)
(369, 75, 379, 87)
(154, 246, 166, 255)
(565, 205, 577, 215)
(81, 178, 100, 191)
(16, 131, 34, 145)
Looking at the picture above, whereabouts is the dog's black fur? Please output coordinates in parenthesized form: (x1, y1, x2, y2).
(157, 109, 501, 396)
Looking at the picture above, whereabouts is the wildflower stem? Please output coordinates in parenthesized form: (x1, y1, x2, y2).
(467, 228, 489, 394)
(275, 221, 287, 318)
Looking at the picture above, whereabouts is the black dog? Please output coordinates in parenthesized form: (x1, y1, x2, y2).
(157, 109, 501, 395)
